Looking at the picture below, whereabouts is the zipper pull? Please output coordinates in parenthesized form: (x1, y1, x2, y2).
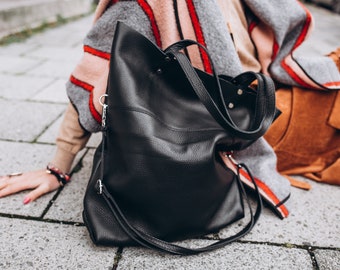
(102, 104, 108, 128)
(96, 179, 103, 195)
(99, 94, 108, 129)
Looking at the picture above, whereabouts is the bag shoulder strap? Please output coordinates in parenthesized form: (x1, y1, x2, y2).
(165, 40, 276, 141)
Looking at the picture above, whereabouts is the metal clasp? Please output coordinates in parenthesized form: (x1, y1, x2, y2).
(99, 94, 108, 128)
(97, 179, 103, 194)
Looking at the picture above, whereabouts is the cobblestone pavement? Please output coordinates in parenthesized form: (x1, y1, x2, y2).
(0, 3, 339, 270)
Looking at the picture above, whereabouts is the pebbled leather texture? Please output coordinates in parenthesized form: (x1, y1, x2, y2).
(83, 22, 275, 254)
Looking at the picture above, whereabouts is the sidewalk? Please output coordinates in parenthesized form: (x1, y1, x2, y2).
(0, 3, 339, 270)
(0, 0, 93, 39)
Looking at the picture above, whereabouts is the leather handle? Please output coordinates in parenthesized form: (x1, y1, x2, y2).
(165, 40, 276, 140)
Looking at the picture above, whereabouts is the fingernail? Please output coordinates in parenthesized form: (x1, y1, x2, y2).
(23, 197, 31, 204)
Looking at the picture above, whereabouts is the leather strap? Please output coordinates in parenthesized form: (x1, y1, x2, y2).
(165, 40, 276, 140)
(98, 161, 262, 255)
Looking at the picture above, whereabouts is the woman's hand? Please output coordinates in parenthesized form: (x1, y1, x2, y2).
(0, 170, 61, 204)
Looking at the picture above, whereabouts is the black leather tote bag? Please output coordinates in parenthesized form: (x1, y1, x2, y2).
(83, 22, 277, 255)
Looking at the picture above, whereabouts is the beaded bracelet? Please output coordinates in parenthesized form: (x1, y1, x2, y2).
(46, 163, 71, 186)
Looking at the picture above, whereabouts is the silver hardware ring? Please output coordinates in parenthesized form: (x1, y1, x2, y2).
(99, 94, 108, 107)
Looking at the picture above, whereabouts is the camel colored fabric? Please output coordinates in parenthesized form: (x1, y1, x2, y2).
(265, 85, 340, 185)
(52, 104, 91, 173)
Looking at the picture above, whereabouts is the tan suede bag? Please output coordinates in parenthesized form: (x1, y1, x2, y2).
(265, 86, 340, 185)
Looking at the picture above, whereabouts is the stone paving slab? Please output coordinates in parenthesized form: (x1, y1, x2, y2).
(0, 141, 57, 217)
(117, 241, 313, 270)
(0, 41, 39, 56)
(296, 3, 340, 56)
(44, 149, 94, 223)
(0, 217, 116, 270)
(37, 114, 102, 147)
(0, 99, 66, 142)
(219, 178, 340, 248)
(0, 74, 52, 100)
(0, 54, 42, 74)
(25, 46, 83, 63)
(26, 60, 77, 80)
(31, 78, 70, 103)
(36, 114, 65, 144)
(314, 249, 340, 270)
(0, 139, 90, 217)
(0, 0, 93, 39)
(23, 15, 92, 47)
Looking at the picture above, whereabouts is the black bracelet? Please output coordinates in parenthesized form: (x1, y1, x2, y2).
(46, 163, 70, 186)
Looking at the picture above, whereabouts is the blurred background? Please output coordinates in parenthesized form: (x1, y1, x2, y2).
(0, 0, 95, 42)
(305, 0, 340, 14)
(0, 0, 339, 44)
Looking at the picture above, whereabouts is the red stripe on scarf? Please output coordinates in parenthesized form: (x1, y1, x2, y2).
(279, 1, 313, 88)
(294, 2, 313, 50)
(248, 20, 258, 34)
(239, 169, 289, 218)
(70, 75, 101, 123)
(281, 61, 314, 89)
(89, 91, 102, 124)
(185, 0, 212, 74)
(324, 81, 340, 88)
(84, 45, 111, 60)
(137, 0, 162, 47)
(70, 75, 93, 92)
